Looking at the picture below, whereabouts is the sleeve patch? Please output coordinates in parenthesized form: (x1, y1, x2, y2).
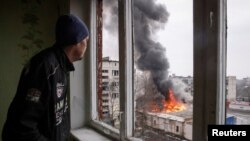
(26, 88, 42, 103)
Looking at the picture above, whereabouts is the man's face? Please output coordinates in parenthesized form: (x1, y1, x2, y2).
(74, 37, 89, 60)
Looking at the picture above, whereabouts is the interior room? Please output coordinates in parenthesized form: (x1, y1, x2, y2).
(1, 0, 249, 141)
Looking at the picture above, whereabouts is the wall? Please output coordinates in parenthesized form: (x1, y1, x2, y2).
(146, 114, 185, 136)
(235, 116, 250, 124)
(229, 104, 250, 111)
(0, 0, 68, 140)
(227, 76, 237, 101)
(69, 0, 91, 129)
(184, 123, 192, 140)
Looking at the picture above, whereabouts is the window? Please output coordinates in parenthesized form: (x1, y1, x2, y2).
(89, 0, 227, 141)
(226, 0, 250, 125)
(95, 0, 121, 130)
(102, 86, 108, 91)
(112, 93, 119, 98)
(102, 70, 108, 73)
(102, 76, 109, 79)
(103, 100, 109, 103)
(176, 126, 179, 132)
(102, 82, 109, 86)
(153, 120, 156, 126)
(112, 70, 119, 76)
(134, 0, 193, 140)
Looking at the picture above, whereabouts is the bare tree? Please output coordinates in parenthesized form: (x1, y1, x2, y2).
(134, 71, 160, 137)
(105, 78, 120, 127)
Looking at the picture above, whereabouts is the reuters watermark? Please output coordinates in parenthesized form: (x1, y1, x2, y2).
(208, 125, 249, 140)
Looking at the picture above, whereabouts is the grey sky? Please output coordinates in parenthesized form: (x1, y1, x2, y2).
(103, 0, 250, 79)
(227, 0, 250, 79)
(103, 0, 119, 60)
(156, 0, 193, 77)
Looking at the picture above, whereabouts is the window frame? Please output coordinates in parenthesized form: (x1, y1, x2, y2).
(118, 0, 134, 140)
(193, 0, 227, 140)
(88, 0, 227, 141)
(89, 0, 121, 140)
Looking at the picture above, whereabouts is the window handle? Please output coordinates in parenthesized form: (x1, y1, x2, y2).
(210, 11, 214, 28)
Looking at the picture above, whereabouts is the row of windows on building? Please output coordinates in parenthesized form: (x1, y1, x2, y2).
(102, 70, 119, 76)
(102, 93, 120, 99)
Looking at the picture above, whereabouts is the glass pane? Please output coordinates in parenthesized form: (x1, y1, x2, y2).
(96, 0, 120, 129)
(133, 0, 193, 140)
(226, 0, 250, 125)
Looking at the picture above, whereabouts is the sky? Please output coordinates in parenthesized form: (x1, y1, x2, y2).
(103, 0, 250, 79)
(156, 0, 193, 77)
(227, 0, 250, 79)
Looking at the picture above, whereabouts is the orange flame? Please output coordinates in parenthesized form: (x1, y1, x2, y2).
(151, 88, 186, 113)
(163, 89, 186, 112)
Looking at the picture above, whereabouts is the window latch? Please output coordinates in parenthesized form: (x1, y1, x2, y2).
(210, 11, 214, 28)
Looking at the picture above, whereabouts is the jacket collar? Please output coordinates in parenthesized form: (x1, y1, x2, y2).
(53, 45, 75, 72)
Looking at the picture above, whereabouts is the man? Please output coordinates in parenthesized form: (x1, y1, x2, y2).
(2, 14, 89, 141)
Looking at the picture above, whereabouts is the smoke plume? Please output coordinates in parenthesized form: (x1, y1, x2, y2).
(134, 0, 171, 96)
(171, 78, 193, 103)
(103, 0, 172, 97)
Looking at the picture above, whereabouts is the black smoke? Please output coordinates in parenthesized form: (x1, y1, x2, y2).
(134, 0, 171, 96)
(103, 0, 172, 97)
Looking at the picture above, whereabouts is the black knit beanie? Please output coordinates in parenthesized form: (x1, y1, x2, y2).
(55, 14, 89, 47)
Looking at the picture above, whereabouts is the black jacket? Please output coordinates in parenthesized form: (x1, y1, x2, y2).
(2, 46, 74, 141)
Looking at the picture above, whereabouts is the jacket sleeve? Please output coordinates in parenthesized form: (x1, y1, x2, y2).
(15, 61, 51, 141)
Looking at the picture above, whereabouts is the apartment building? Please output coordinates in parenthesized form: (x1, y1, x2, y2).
(101, 57, 120, 127)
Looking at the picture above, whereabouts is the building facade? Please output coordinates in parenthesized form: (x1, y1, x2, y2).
(102, 57, 120, 127)
(226, 76, 237, 101)
(145, 112, 193, 140)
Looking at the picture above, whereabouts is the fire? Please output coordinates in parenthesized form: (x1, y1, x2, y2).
(163, 89, 186, 112)
(151, 88, 186, 113)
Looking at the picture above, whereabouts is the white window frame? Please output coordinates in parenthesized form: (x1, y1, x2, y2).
(88, 0, 227, 141)
(118, 0, 134, 140)
(89, 0, 120, 140)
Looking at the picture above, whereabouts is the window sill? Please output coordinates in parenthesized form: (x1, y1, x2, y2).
(71, 127, 113, 141)
(70, 127, 143, 141)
